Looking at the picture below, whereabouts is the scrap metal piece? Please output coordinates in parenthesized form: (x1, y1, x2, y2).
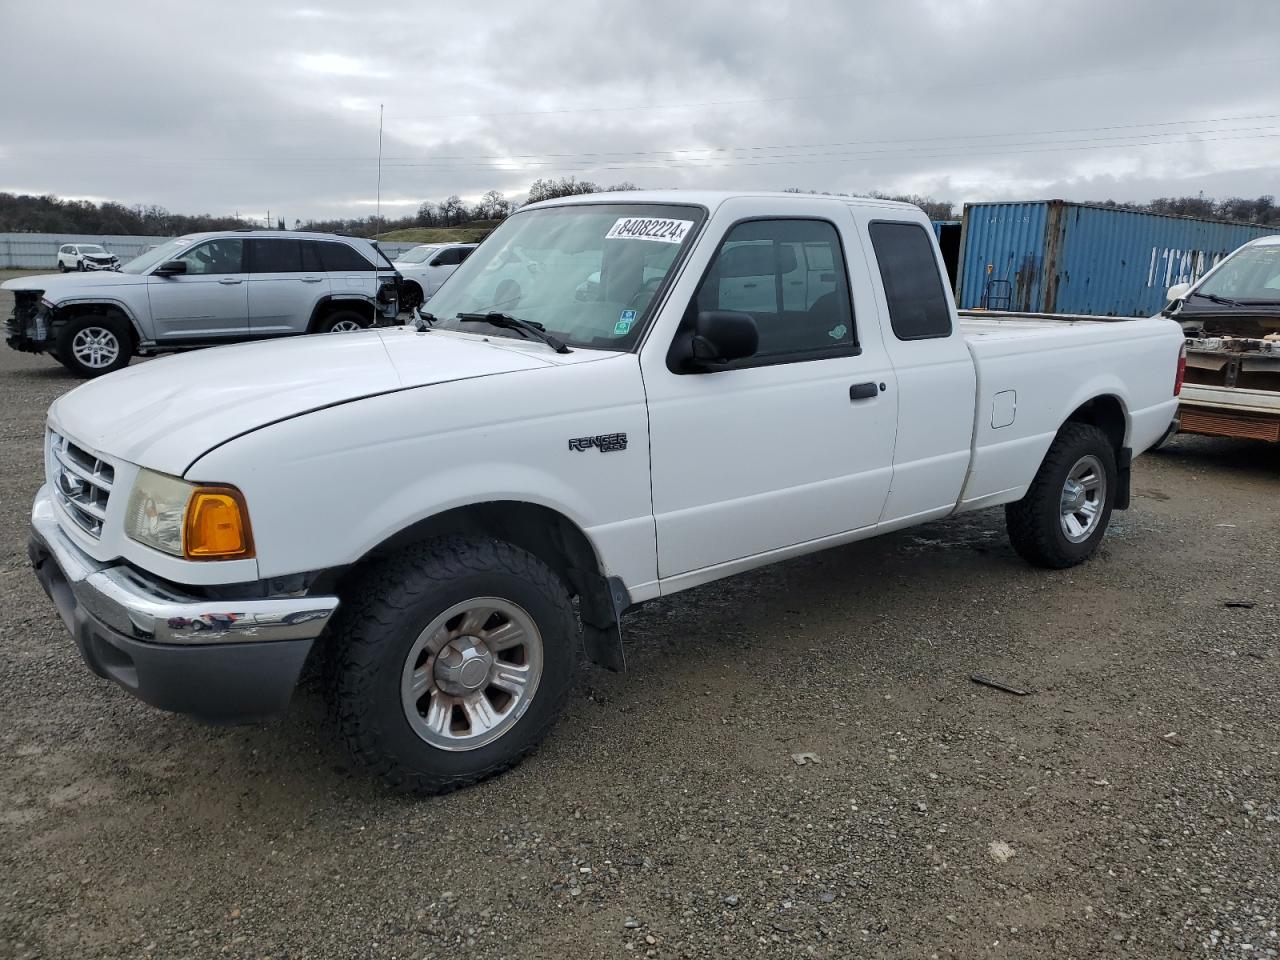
(969, 674, 1034, 696)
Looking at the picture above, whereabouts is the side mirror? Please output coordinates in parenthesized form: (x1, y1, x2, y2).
(153, 260, 187, 277)
(1166, 282, 1191, 302)
(690, 310, 758, 367)
(429, 258, 444, 267)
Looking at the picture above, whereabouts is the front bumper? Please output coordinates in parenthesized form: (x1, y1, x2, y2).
(29, 487, 340, 723)
(82, 260, 119, 271)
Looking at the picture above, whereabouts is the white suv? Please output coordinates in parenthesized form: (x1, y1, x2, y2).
(5, 231, 400, 377)
(58, 244, 120, 272)
(392, 243, 476, 311)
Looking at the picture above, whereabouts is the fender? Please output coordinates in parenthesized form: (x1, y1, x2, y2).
(49, 296, 147, 344)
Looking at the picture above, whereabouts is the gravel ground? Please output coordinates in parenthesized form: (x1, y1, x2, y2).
(1, 268, 1278, 959)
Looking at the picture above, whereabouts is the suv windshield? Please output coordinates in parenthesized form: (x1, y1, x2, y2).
(424, 203, 704, 350)
(79, 245, 107, 255)
(120, 237, 194, 274)
(395, 245, 439, 264)
(1196, 244, 1280, 303)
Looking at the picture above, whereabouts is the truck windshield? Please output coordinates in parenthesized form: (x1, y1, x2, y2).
(120, 237, 194, 274)
(1196, 245, 1280, 303)
(423, 203, 705, 350)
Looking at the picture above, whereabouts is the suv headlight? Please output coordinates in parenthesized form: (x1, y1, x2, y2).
(125, 467, 255, 560)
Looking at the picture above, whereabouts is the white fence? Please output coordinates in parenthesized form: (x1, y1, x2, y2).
(0, 232, 423, 269)
(0, 233, 172, 269)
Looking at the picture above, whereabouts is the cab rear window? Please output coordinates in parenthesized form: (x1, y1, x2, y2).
(868, 221, 952, 341)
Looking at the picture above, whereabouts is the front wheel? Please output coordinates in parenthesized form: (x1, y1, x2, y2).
(330, 537, 578, 794)
(1005, 423, 1117, 569)
(55, 316, 133, 378)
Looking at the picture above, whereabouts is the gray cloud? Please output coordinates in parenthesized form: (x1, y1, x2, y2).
(2, 0, 1277, 221)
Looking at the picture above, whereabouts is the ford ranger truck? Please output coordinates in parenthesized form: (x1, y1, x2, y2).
(27, 192, 1185, 794)
(1163, 235, 1280, 443)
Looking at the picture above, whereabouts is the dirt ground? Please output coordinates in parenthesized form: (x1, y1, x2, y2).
(1, 270, 1277, 959)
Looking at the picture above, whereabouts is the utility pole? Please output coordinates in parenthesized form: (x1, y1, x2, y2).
(376, 103, 384, 235)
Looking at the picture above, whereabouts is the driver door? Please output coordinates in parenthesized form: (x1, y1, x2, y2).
(641, 203, 898, 586)
(146, 238, 248, 341)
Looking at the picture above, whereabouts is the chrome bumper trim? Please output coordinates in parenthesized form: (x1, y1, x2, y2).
(31, 486, 338, 645)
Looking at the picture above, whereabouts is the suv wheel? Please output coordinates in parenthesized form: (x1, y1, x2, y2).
(316, 308, 368, 334)
(56, 316, 133, 378)
(76, 260, 85, 272)
(330, 537, 578, 794)
(58, 262, 68, 273)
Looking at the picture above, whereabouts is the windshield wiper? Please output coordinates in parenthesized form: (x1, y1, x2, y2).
(1193, 291, 1243, 307)
(456, 312, 571, 354)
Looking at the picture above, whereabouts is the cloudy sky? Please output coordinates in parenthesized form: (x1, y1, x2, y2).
(2, 0, 1278, 222)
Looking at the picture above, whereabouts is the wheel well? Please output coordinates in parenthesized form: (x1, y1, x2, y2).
(308, 297, 374, 332)
(61, 305, 140, 348)
(347, 501, 609, 607)
(1064, 394, 1126, 452)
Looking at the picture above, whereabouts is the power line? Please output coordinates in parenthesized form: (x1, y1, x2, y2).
(383, 56, 1280, 123)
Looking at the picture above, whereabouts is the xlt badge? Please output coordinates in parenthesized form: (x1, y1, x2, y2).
(568, 433, 627, 453)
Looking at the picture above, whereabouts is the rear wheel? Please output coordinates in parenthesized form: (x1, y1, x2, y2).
(1005, 422, 1116, 569)
(55, 316, 133, 378)
(58, 262, 68, 273)
(315, 308, 368, 333)
(330, 537, 578, 794)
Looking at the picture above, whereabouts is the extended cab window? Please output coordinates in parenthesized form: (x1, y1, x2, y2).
(691, 218, 856, 363)
(868, 221, 952, 340)
(317, 242, 374, 272)
(175, 238, 243, 276)
(435, 247, 465, 266)
(248, 238, 303, 273)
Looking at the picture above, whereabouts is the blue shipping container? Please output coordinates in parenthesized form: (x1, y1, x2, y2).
(955, 201, 1276, 316)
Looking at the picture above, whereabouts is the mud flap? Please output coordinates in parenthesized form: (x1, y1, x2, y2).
(1115, 446, 1132, 510)
(578, 574, 630, 672)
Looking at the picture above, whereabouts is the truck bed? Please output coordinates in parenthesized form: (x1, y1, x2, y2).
(952, 309, 1181, 513)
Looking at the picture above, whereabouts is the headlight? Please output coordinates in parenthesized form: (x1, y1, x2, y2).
(124, 468, 254, 560)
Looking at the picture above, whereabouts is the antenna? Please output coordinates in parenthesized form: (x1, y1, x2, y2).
(376, 103, 384, 234)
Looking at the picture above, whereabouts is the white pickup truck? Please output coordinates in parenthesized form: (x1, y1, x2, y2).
(28, 191, 1184, 793)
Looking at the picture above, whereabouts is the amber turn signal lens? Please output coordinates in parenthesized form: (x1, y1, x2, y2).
(183, 486, 254, 560)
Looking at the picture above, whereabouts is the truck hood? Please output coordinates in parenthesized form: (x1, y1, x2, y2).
(49, 328, 561, 476)
(3, 272, 145, 296)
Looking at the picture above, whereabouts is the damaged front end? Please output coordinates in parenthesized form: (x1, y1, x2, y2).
(5, 290, 55, 354)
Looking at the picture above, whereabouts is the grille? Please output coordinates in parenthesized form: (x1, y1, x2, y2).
(48, 430, 115, 538)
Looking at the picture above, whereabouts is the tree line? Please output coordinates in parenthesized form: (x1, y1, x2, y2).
(3, 185, 1276, 239)
(297, 178, 640, 237)
(0, 192, 257, 235)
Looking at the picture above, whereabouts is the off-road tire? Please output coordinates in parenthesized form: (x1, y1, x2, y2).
(314, 308, 368, 333)
(54, 315, 133, 378)
(1005, 422, 1117, 569)
(329, 536, 578, 794)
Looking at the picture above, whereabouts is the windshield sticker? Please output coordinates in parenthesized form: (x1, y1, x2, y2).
(614, 310, 637, 335)
(605, 217, 694, 244)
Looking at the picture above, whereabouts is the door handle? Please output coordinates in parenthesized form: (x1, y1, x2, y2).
(301, 276, 323, 282)
(218, 277, 243, 285)
(849, 382, 880, 401)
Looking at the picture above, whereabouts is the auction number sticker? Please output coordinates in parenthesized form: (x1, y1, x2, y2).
(605, 217, 694, 244)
